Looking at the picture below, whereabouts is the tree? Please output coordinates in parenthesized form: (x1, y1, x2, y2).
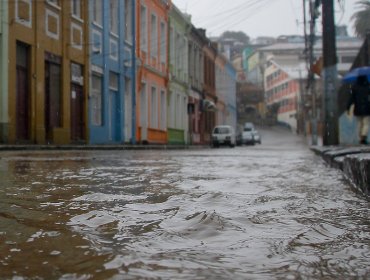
(219, 31, 250, 45)
(351, 0, 370, 38)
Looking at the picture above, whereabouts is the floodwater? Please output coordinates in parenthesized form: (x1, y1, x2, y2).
(0, 127, 369, 279)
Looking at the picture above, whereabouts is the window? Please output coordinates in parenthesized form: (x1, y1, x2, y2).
(125, 0, 133, 43)
(175, 32, 181, 70)
(140, 5, 148, 51)
(93, 0, 102, 25)
(170, 28, 175, 66)
(160, 22, 166, 63)
(71, 0, 81, 19)
(169, 91, 175, 128)
(160, 90, 166, 130)
(110, 0, 118, 35)
(176, 93, 181, 128)
(150, 86, 158, 128)
(109, 72, 118, 90)
(150, 14, 158, 58)
(140, 83, 147, 127)
(91, 74, 103, 126)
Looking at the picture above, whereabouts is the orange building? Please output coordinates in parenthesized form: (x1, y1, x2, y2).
(136, 0, 170, 144)
(7, 0, 89, 144)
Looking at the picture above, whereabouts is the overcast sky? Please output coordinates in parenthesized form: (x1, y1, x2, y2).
(172, 0, 359, 39)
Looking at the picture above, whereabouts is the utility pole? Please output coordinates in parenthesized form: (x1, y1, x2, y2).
(322, 0, 339, 145)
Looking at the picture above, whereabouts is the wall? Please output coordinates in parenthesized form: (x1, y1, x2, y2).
(7, 0, 89, 144)
(136, 0, 170, 144)
(89, 0, 129, 144)
(0, 0, 8, 142)
(168, 4, 189, 145)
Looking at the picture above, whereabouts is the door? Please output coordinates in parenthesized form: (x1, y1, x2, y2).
(124, 78, 132, 143)
(45, 59, 61, 142)
(109, 90, 119, 142)
(70, 84, 84, 142)
(16, 66, 29, 141)
(16, 43, 30, 141)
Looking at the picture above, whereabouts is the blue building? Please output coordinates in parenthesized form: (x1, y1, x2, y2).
(89, 0, 136, 144)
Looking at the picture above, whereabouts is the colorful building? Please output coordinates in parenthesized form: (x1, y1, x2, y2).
(202, 36, 217, 144)
(7, 0, 89, 144)
(188, 26, 205, 145)
(264, 60, 304, 131)
(168, 4, 190, 145)
(0, 0, 8, 142)
(89, 0, 136, 144)
(216, 55, 237, 128)
(136, 0, 170, 144)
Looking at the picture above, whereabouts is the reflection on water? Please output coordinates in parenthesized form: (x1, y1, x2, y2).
(0, 144, 370, 279)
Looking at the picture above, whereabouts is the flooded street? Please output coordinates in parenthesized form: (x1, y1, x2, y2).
(0, 127, 369, 279)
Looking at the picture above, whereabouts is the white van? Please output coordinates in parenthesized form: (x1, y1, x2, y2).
(211, 125, 236, 148)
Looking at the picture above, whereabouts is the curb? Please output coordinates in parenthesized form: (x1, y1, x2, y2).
(0, 144, 210, 151)
(311, 146, 370, 197)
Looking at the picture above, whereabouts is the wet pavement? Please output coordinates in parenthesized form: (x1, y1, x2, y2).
(0, 127, 369, 279)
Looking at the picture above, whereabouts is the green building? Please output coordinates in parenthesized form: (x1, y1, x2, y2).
(168, 4, 191, 145)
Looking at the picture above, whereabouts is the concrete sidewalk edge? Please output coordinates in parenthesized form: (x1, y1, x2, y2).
(311, 145, 370, 197)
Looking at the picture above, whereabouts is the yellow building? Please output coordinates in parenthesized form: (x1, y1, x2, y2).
(8, 0, 89, 144)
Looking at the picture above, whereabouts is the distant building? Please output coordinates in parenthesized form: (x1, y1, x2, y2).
(215, 55, 237, 129)
(264, 60, 306, 131)
(202, 36, 217, 144)
(188, 26, 205, 145)
(243, 36, 362, 135)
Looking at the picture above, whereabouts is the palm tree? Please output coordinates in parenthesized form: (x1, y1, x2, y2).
(351, 0, 370, 38)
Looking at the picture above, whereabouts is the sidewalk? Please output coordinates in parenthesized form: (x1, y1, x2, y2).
(311, 145, 370, 197)
(0, 144, 205, 151)
(0, 143, 214, 152)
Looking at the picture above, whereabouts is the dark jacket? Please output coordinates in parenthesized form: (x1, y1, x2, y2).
(346, 77, 370, 116)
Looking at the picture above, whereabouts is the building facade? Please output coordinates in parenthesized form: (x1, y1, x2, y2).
(215, 55, 237, 129)
(202, 37, 217, 144)
(89, 0, 135, 144)
(264, 60, 302, 131)
(188, 26, 205, 145)
(7, 0, 89, 144)
(136, 0, 170, 144)
(0, 0, 8, 142)
(168, 4, 190, 145)
(225, 61, 237, 128)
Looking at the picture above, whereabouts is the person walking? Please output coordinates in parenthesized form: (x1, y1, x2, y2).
(346, 75, 370, 144)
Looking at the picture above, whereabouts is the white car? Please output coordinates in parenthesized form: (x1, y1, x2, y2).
(211, 125, 236, 148)
(242, 122, 261, 145)
(242, 126, 255, 145)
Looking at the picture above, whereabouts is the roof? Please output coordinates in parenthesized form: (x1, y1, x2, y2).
(258, 38, 363, 52)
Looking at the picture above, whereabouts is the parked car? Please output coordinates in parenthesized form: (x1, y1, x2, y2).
(211, 125, 236, 148)
(242, 125, 255, 145)
(252, 129, 261, 144)
(241, 122, 261, 145)
(244, 122, 255, 130)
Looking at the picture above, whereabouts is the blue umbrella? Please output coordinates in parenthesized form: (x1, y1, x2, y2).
(342, 66, 370, 83)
